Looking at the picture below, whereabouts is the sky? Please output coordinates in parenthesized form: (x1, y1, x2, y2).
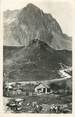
(2, 0, 74, 36)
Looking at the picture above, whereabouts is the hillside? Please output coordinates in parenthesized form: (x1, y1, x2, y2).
(3, 39, 72, 82)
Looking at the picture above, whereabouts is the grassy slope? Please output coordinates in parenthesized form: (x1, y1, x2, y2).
(3, 40, 72, 82)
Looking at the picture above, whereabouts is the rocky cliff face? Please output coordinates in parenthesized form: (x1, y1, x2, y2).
(3, 3, 72, 50)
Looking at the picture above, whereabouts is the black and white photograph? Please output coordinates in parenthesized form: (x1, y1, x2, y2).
(2, 0, 73, 114)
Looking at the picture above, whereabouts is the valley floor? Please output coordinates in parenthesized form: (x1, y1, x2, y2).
(3, 67, 72, 113)
(3, 91, 72, 113)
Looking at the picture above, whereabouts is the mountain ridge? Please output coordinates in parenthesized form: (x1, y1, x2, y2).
(3, 3, 72, 50)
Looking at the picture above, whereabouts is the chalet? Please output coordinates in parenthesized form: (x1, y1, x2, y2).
(35, 83, 51, 94)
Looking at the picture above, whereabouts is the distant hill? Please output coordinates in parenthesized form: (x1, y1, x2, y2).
(3, 39, 72, 82)
(3, 3, 72, 50)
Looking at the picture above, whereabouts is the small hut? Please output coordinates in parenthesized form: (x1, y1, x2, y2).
(35, 83, 51, 94)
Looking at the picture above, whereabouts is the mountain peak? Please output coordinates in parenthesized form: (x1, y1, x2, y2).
(22, 3, 40, 12)
(4, 4, 72, 50)
(26, 3, 39, 9)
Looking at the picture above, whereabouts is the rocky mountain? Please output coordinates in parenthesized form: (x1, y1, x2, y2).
(3, 39, 72, 82)
(3, 3, 72, 50)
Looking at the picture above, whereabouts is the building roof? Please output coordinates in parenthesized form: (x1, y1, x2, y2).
(35, 83, 50, 89)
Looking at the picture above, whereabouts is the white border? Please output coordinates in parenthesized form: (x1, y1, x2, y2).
(0, 0, 75, 116)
